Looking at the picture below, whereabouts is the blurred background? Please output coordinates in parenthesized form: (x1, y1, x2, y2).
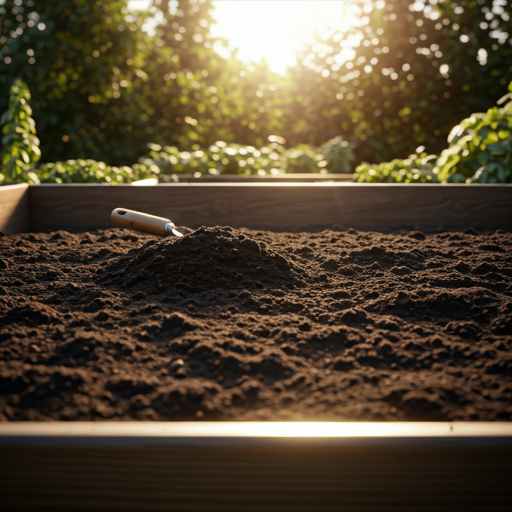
(0, 0, 511, 181)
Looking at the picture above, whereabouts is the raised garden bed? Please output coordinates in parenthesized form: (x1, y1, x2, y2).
(1, 182, 512, 510)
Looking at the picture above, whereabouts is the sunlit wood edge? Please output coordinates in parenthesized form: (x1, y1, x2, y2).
(1, 422, 511, 445)
(0, 183, 29, 191)
(28, 182, 512, 187)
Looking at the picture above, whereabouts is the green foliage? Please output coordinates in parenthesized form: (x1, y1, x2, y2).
(0, 78, 40, 184)
(140, 135, 354, 176)
(36, 159, 158, 184)
(1, 0, 511, 168)
(356, 80, 512, 184)
(282, 144, 322, 173)
(319, 136, 355, 174)
(355, 152, 438, 183)
(140, 139, 284, 176)
(0, 0, 150, 164)
(435, 82, 512, 183)
(0, 73, 355, 183)
(37, 134, 354, 183)
(289, 0, 512, 163)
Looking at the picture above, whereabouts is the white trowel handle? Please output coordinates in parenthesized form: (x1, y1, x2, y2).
(111, 208, 181, 237)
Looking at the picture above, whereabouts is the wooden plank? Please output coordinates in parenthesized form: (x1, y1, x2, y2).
(1, 446, 510, 511)
(29, 183, 512, 232)
(1, 421, 512, 445)
(162, 173, 354, 182)
(0, 422, 511, 512)
(0, 183, 30, 235)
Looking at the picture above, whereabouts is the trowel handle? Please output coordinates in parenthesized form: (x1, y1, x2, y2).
(111, 208, 170, 237)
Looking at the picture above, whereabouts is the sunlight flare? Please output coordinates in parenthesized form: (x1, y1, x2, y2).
(211, 0, 361, 74)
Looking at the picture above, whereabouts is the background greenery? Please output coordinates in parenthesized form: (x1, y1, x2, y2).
(355, 80, 512, 183)
(1, 0, 511, 182)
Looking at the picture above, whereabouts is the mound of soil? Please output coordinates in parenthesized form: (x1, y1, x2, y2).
(100, 226, 303, 295)
(0, 226, 511, 421)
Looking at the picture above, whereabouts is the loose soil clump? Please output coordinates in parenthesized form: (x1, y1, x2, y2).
(0, 227, 511, 421)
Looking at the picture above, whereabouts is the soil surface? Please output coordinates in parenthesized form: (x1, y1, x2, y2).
(1, 226, 511, 421)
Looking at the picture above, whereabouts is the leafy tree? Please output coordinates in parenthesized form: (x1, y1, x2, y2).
(1, 0, 511, 170)
(281, 0, 512, 163)
(0, 78, 40, 184)
(140, 1, 289, 150)
(0, 0, 151, 164)
(131, 0, 222, 148)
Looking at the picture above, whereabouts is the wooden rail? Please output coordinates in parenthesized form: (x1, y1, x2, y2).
(160, 173, 355, 182)
(1, 422, 511, 511)
(24, 183, 512, 232)
(1, 183, 511, 234)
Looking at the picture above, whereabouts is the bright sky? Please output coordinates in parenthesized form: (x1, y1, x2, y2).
(129, 0, 361, 75)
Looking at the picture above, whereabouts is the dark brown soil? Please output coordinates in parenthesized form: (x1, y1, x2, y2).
(1, 226, 511, 421)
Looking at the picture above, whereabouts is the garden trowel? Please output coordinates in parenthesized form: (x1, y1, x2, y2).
(111, 208, 192, 237)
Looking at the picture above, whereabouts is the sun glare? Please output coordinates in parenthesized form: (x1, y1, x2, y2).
(211, 1, 359, 75)
(128, 0, 362, 75)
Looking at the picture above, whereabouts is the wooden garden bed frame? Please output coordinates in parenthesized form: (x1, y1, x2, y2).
(1, 422, 511, 511)
(1, 182, 511, 235)
(1, 182, 512, 510)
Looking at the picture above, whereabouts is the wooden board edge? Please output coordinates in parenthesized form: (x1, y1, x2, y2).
(1, 422, 511, 511)
(1, 422, 511, 448)
(28, 182, 512, 187)
(161, 173, 355, 182)
(0, 183, 30, 235)
(28, 183, 512, 232)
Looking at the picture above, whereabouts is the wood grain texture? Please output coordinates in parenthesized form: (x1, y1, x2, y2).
(1, 443, 510, 511)
(29, 183, 512, 233)
(1, 423, 510, 511)
(0, 183, 29, 235)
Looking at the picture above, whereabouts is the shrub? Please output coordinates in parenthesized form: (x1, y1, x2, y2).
(36, 160, 158, 184)
(434, 82, 512, 183)
(355, 152, 438, 183)
(0, 80, 353, 183)
(282, 144, 322, 173)
(139, 137, 287, 176)
(140, 135, 354, 176)
(319, 136, 355, 174)
(356, 81, 512, 184)
(0, 79, 40, 185)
